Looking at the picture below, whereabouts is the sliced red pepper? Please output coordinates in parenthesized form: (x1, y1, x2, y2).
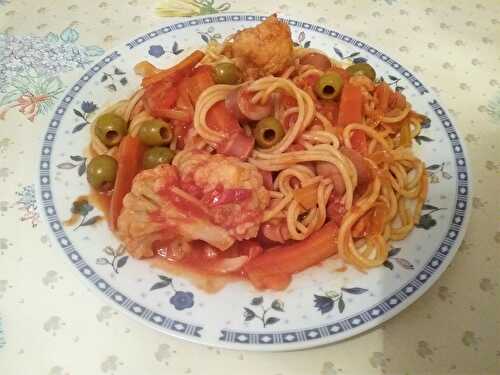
(337, 83, 363, 127)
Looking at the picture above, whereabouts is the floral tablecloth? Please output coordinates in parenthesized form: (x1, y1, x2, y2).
(1, 0, 499, 374)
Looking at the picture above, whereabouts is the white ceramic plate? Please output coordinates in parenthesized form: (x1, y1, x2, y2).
(38, 14, 471, 351)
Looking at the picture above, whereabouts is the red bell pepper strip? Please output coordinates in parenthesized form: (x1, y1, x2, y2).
(337, 83, 363, 127)
(142, 50, 205, 87)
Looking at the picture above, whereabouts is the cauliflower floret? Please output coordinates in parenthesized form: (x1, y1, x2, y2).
(177, 150, 270, 240)
(117, 164, 234, 258)
(224, 14, 293, 79)
(117, 152, 270, 258)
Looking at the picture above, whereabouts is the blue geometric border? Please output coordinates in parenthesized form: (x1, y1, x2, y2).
(39, 14, 469, 347)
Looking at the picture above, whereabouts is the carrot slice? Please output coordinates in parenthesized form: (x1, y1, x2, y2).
(142, 50, 205, 87)
(109, 136, 145, 230)
(337, 83, 363, 127)
(243, 221, 339, 290)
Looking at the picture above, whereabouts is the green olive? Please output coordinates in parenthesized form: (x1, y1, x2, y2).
(346, 62, 376, 81)
(314, 72, 344, 100)
(253, 116, 285, 149)
(95, 113, 127, 147)
(138, 119, 173, 146)
(214, 62, 242, 85)
(143, 147, 176, 169)
(86, 155, 118, 191)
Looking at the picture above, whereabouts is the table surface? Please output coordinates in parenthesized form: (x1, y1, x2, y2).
(1, 0, 499, 374)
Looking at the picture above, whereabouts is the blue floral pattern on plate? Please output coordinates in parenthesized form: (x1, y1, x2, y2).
(38, 14, 471, 351)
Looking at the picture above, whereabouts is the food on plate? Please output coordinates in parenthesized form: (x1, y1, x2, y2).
(84, 14, 429, 290)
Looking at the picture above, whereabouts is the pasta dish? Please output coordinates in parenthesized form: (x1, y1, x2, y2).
(84, 15, 428, 290)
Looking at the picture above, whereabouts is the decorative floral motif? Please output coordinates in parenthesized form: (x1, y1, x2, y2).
(293, 31, 311, 49)
(0, 137, 12, 156)
(66, 198, 102, 230)
(149, 45, 166, 58)
(150, 275, 194, 310)
(101, 67, 127, 92)
(15, 184, 39, 227)
(96, 245, 128, 274)
(148, 42, 184, 58)
(314, 287, 368, 315)
(382, 74, 405, 92)
(0, 27, 104, 121)
(333, 47, 368, 64)
(426, 162, 452, 183)
(416, 203, 445, 230)
(486, 91, 500, 124)
(56, 155, 87, 176)
(156, 0, 231, 17)
(198, 26, 222, 44)
(243, 297, 284, 327)
(71, 101, 98, 133)
(383, 247, 415, 270)
(0, 318, 4, 350)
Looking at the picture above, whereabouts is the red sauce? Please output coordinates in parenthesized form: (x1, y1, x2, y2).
(157, 185, 209, 219)
(204, 184, 252, 207)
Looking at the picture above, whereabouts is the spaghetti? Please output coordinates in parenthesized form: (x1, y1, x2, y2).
(85, 15, 428, 290)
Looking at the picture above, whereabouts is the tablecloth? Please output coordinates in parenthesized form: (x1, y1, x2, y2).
(1, 0, 499, 374)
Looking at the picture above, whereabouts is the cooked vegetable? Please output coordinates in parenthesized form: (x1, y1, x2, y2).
(143, 80, 179, 119)
(349, 129, 368, 156)
(346, 62, 376, 81)
(337, 83, 363, 127)
(314, 71, 343, 100)
(142, 50, 205, 87)
(244, 221, 339, 290)
(109, 136, 145, 230)
(225, 87, 273, 121)
(253, 116, 285, 148)
(143, 147, 176, 169)
(188, 65, 215, 103)
(95, 113, 127, 147)
(86, 155, 118, 191)
(138, 119, 173, 146)
(214, 62, 242, 85)
(206, 100, 241, 135)
(293, 182, 320, 209)
(299, 52, 331, 71)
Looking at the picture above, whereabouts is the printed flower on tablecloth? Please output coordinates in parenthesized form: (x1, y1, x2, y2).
(0, 27, 104, 122)
(156, 0, 231, 17)
(14, 184, 39, 227)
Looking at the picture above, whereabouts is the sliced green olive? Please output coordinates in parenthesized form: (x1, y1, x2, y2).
(254, 116, 285, 149)
(214, 62, 242, 85)
(86, 155, 118, 191)
(95, 113, 127, 147)
(143, 147, 176, 169)
(314, 72, 344, 100)
(346, 62, 376, 81)
(138, 119, 173, 146)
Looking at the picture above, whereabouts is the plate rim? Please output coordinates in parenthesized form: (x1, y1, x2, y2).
(37, 13, 472, 351)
